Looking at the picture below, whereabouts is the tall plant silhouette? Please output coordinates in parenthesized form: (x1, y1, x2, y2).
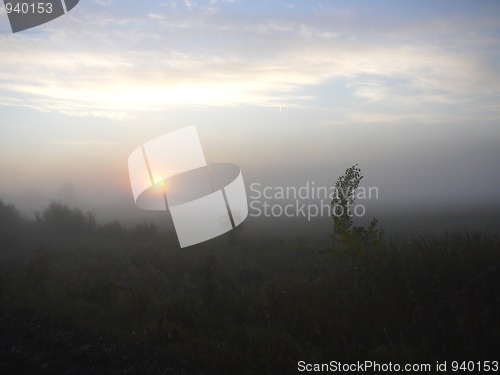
(331, 164, 385, 290)
(331, 164, 384, 249)
(331, 164, 363, 249)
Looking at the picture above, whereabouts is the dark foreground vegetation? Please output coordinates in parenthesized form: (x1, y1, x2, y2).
(0, 200, 499, 374)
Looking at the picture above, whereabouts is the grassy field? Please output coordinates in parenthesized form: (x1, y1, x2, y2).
(0, 200, 499, 373)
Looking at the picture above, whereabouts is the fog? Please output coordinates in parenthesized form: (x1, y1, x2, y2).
(1, 114, 498, 244)
(1, 0, 499, 244)
(1, 2, 499, 371)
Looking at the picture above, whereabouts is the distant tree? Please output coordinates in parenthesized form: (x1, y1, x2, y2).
(331, 164, 363, 249)
(0, 200, 22, 248)
(98, 220, 126, 239)
(132, 221, 159, 242)
(330, 164, 383, 250)
(330, 165, 385, 289)
(38, 202, 96, 238)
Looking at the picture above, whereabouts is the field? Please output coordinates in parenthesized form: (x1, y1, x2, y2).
(0, 201, 499, 374)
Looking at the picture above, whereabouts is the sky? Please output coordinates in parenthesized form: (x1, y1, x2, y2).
(0, 0, 499, 236)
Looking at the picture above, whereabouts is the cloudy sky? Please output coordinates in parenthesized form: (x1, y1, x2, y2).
(0, 0, 499, 231)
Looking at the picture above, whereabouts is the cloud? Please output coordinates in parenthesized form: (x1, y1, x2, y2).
(52, 140, 118, 146)
(160, 2, 177, 9)
(93, 0, 113, 6)
(0, 5, 499, 121)
(346, 81, 388, 101)
(209, 0, 240, 4)
(148, 13, 167, 20)
(184, 0, 197, 10)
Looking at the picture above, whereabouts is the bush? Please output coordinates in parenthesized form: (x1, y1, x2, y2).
(0, 200, 22, 248)
(37, 202, 96, 238)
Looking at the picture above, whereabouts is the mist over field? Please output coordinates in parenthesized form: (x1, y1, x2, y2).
(2, 118, 499, 242)
(1, 0, 499, 373)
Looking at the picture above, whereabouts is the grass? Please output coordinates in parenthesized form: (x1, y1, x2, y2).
(0, 201, 499, 373)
